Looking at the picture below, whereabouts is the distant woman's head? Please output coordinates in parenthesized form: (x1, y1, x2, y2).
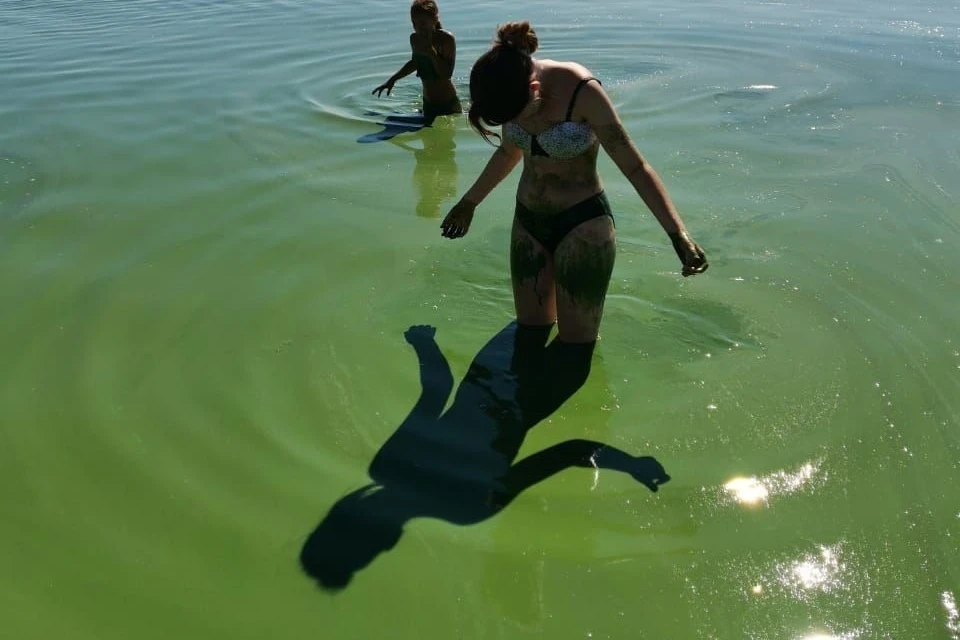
(468, 21, 540, 143)
(410, 0, 442, 33)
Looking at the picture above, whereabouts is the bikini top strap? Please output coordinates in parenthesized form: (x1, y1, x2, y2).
(565, 77, 601, 121)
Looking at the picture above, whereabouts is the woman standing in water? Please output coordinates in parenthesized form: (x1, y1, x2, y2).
(441, 21, 708, 343)
(372, 0, 461, 125)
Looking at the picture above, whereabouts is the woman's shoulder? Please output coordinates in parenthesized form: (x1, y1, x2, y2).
(563, 61, 595, 80)
(541, 60, 594, 80)
(436, 28, 456, 42)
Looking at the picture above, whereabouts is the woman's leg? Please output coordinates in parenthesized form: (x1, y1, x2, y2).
(510, 217, 557, 326)
(553, 216, 616, 343)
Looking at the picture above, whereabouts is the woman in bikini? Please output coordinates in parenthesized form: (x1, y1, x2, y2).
(441, 21, 708, 344)
(372, 0, 461, 125)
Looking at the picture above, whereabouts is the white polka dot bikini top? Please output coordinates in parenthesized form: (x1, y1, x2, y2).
(503, 77, 600, 160)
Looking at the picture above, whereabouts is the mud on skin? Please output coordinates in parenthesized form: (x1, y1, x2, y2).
(510, 234, 549, 305)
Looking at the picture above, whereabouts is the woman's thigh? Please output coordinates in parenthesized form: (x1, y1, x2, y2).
(553, 215, 616, 343)
(510, 217, 557, 326)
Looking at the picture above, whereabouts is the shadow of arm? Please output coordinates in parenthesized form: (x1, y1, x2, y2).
(492, 440, 670, 508)
(405, 326, 453, 419)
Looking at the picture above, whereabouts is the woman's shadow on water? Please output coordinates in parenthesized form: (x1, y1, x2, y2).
(357, 111, 429, 144)
(300, 321, 671, 591)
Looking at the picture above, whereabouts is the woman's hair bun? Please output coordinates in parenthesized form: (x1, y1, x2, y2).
(496, 21, 538, 55)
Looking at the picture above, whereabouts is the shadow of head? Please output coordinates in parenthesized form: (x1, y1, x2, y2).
(299, 485, 405, 591)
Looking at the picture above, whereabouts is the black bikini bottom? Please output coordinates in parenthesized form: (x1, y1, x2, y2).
(514, 191, 614, 253)
(423, 96, 462, 125)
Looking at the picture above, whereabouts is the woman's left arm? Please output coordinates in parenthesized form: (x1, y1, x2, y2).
(423, 31, 455, 79)
(583, 83, 685, 234)
(584, 82, 708, 275)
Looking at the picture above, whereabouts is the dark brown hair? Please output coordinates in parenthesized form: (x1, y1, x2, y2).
(468, 21, 539, 144)
(411, 0, 442, 30)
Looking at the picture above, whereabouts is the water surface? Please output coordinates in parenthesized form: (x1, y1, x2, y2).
(2, 0, 959, 638)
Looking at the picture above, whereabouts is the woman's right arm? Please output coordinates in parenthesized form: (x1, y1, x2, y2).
(460, 140, 523, 206)
(374, 36, 421, 96)
(373, 59, 417, 96)
(441, 137, 523, 238)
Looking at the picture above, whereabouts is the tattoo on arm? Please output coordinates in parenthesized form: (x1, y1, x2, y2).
(598, 123, 632, 153)
(598, 122, 647, 178)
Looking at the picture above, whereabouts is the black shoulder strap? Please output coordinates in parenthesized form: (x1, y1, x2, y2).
(565, 77, 601, 120)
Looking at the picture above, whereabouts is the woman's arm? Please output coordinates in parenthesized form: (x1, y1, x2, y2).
(461, 137, 523, 206)
(373, 59, 418, 97)
(412, 31, 455, 79)
(441, 137, 522, 238)
(392, 58, 418, 83)
(431, 32, 456, 79)
(583, 82, 708, 274)
(582, 84, 685, 234)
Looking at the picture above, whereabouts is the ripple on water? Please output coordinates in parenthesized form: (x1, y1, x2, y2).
(2, 0, 959, 636)
(863, 162, 960, 237)
(0, 152, 43, 220)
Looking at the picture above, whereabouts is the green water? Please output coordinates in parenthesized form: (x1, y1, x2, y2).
(2, 0, 959, 638)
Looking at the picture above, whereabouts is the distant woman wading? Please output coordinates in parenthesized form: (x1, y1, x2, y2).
(373, 0, 462, 125)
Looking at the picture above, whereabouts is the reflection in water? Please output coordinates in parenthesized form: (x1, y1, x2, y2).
(765, 543, 846, 601)
(390, 122, 458, 219)
(724, 476, 769, 506)
(300, 322, 669, 591)
(944, 590, 960, 640)
(783, 544, 843, 594)
(713, 84, 779, 101)
(482, 538, 546, 633)
(724, 460, 820, 508)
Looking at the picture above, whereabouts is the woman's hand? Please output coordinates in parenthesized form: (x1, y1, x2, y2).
(372, 79, 395, 97)
(411, 32, 438, 57)
(440, 200, 476, 239)
(668, 230, 709, 276)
